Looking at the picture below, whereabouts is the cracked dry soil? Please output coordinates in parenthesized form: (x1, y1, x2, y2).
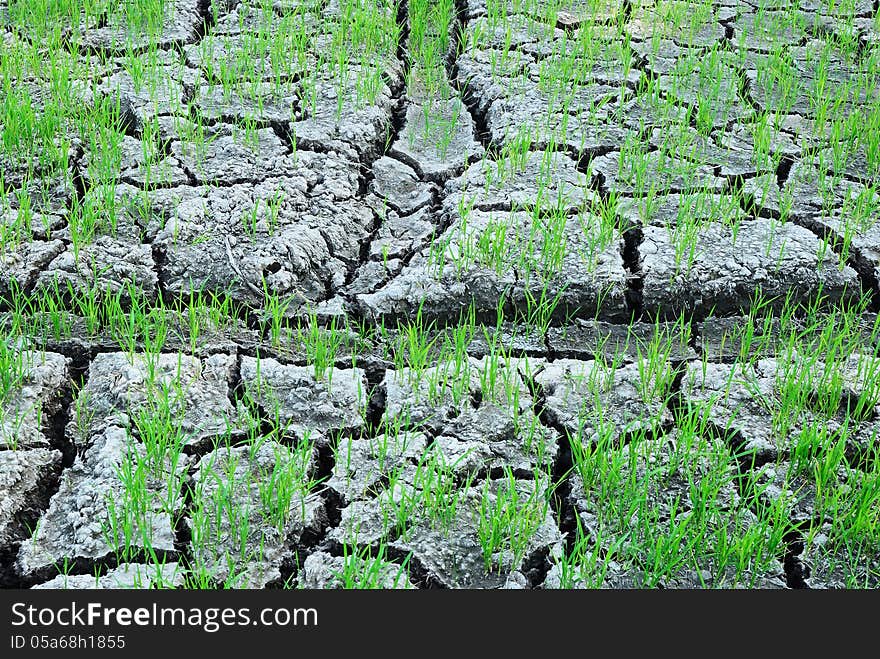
(1, 0, 879, 589)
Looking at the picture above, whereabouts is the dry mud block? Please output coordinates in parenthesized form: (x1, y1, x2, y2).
(454, 46, 536, 117)
(463, 322, 547, 357)
(751, 38, 875, 117)
(390, 477, 562, 588)
(88, 50, 192, 133)
(485, 91, 630, 155)
(328, 431, 429, 504)
(588, 150, 727, 195)
(388, 76, 484, 183)
(744, 166, 879, 222)
(72, 352, 238, 448)
(239, 356, 367, 443)
(698, 313, 880, 363)
(168, 124, 330, 186)
(462, 0, 625, 23)
(380, 356, 558, 471)
(327, 357, 561, 585)
(16, 425, 185, 581)
(150, 161, 371, 309)
(358, 209, 627, 322)
(332, 476, 563, 588)
(460, 13, 565, 62)
(80, 181, 182, 244)
(626, 1, 731, 47)
(654, 56, 751, 129)
(0, 240, 67, 297)
(33, 562, 185, 589)
(292, 64, 402, 162)
(455, 12, 635, 152)
(617, 192, 746, 230)
(797, 540, 880, 589)
(299, 551, 414, 589)
(328, 358, 557, 504)
(698, 316, 788, 363)
(0, 168, 75, 229)
(798, 214, 880, 287)
(79, 0, 203, 51)
(17, 355, 232, 583)
(641, 219, 860, 318)
(444, 150, 594, 213)
(33, 237, 158, 302)
(747, 459, 880, 588)
(193, 80, 301, 125)
(0, 449, 62, 579)
(682, 355, 880, 464)
(187, 441, 326, 588)
(369, 157, 435, 216)
(534, 358, 673, 442)
(1, 207, 67, 245)
(550, 432, 787, 589)
(1, 351, 69, 450)
(81, 132, 189, 189)
(644, 124, 786, 180)
(729, 7, 810, 52)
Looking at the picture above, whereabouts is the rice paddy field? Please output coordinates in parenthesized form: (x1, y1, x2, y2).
(0, 0, 878, 589)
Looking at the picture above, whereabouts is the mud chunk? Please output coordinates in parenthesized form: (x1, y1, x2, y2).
(70, 352, 237, 449)
(359, 209, 627, 322)
(0, 240, 66, 297)
(80, 0, 203, 51)
(188, 441, 325, 588)
(445, 150, 593, 213)
(194, 81, 301, 124)
(239, 356, 367, 442)
(299, 550, 414, 589)
(588, 150, 726, 195)
(34, 237, 158, 301)
(389, 76, 484, 183)
(640, 219, 860, 318)
(367, 204, 436, 261)
(547, 319, 696, 362)
(150, 169, 370, 309)
(292, 64, 401, 162)
(535, 358, 673, 441)
(0, 449, 62, 562)
(563, 431, 787, 588)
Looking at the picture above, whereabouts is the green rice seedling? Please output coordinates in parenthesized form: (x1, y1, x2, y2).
(256, 438, 319, 533)
(476, 470, 551, 574)
(0, 331, 30, 409)
(296, 308, 347, 384)
(475, 215, 514, 276)
(130, 397, 189, 513)
(0, 345, 36, 452)
(187, 453, 254, 588)
(332, 543, 413, 589)
(534, 206, 569, 279)
(424, 342, 472, 409)
(394, 302, 439, 380)
(668, 211, 701, 278)
(261, 280, 295, 348)
(386, 446, 474, 537)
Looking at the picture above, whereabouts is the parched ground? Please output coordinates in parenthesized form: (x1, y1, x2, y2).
(1, 0, 879, 589)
